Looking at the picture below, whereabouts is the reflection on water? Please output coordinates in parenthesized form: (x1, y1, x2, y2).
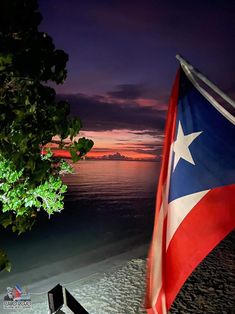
(64, 160, 159, 200)
(0, 160, 160, 283)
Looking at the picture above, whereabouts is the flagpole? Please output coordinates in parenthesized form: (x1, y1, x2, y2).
(176, 54, 235, 109)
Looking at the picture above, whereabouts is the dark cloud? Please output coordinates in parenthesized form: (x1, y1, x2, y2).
(134, 147, 162, 155)
(100, 152, 131, 161)
(107, 84, 169, 104)
(89, 151, 158, 161)
(107, 84, 145, 100)
(129, 143, 163, 149)
(58, 93, 166, 132)
(127, 143, 163, 157)
(90, 147, 111, 152)
(130, 130, 165, 137)
(115, 139, 130, 142)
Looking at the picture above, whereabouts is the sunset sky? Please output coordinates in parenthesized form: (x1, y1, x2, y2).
(39, 0, 235, 160)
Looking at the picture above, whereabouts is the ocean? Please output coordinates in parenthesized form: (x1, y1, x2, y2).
(0, 160, 160, 291)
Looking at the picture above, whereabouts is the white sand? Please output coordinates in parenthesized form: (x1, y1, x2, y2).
(0, 242, 148, 314)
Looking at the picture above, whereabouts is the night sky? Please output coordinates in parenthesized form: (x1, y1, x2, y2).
(38, 0, 235, 160)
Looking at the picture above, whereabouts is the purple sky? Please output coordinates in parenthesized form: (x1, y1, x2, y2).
(38, 0, 235, 160)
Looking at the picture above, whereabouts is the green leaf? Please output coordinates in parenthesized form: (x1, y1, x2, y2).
(0, 249, 11, 272)
(1, 217, 12, 228)
(69, 148, 80, 162)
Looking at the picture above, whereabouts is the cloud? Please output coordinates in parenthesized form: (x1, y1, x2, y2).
(88, 151, 158, 161)
(58, 93, 166, 132)
(107, 84, 145, 100)
(56, 90, 167, 160)
(106, 85, 168, 109)
(130, 130, 164, 137)
(100, 152, 131, 160)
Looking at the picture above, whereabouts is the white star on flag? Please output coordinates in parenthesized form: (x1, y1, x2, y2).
(173, 121, 202, 170)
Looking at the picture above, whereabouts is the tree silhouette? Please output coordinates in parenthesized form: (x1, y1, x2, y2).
(0, 0, 93, 271)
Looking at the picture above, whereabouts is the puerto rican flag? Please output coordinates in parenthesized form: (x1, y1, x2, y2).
(13, 284, 22, 300)
(146, 66, 235, 313)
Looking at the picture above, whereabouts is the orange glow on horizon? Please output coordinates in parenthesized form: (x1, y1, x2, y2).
(86, 150, 156, 159)
(47, 128, 163, 160)
(43, 148, 157, 160)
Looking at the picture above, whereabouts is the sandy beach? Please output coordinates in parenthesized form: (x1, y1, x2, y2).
(0, 239, 148, 314)
(1, 231, 234, 314)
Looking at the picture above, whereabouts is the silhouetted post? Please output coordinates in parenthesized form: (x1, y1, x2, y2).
(64, 288, 89, 314)
(48, 284, 89, 314)
(48, 284, 64, 313)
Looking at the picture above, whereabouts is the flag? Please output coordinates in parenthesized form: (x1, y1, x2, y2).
(13, 284, 22, 299)
(146, 63, 235, 313)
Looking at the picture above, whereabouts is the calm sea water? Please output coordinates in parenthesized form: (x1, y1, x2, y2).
(0, 160, 160, 284)
(65, 160, 159, 201)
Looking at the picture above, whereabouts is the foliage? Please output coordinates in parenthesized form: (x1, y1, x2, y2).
(0, 155, 68, 233)
(0, 0, 94, 271)
(0, 249, 11, 272)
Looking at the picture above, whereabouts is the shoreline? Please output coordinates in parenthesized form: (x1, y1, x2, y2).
(0, 236, 149, 303)
(0, 231, 234, 313)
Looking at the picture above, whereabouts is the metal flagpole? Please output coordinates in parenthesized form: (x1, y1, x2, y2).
(176, 54, 235, 109)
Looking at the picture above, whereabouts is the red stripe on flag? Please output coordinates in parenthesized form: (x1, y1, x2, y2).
(146, 70, 180, 310)
(165, 183, 235, 309)
(157, 69, 180, 195)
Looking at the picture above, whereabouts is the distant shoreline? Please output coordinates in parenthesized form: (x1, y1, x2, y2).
(82, 158, 160, 163)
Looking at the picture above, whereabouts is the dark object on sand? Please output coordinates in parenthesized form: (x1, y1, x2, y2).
(48, 283, 89, 314)
(48, 284, 64, 313)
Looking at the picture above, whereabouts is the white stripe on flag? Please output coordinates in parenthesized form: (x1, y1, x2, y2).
(151, 146, 174, 310)
(161, 293, 167, 314)
(166, 189, 209, 248)
(151, 203, 164, 309)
